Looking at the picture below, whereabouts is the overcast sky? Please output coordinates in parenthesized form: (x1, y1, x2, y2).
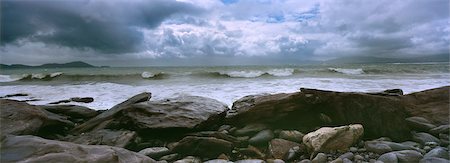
(1, 0, 449, 66)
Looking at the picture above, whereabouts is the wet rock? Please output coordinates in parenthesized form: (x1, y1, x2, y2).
(405, 116, 437, 132)
(424, 147, 449, 159)
(0, 135, 155, 162)
(378, 150, 423, 163)
(419, 157, 450, 163)
(412, 132, 440, 145)
(70, 97, 94, 103)
(303, 124, 364, 153)
(278, 130, 304, 143)
(312, 153, 327, 163)
(173, 136, 233, 158)
(138, 147, 171, 159)
(249, 129, 274, 146)
(234, 124, 268, 136)
(268, 138, 300, 159)
(67, 129, 137, 148)
(1, 99, 74, 137)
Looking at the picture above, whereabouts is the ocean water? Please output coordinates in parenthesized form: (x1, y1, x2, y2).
(1, 62, 449, 110)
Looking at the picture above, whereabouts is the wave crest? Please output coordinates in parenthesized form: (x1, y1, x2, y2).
(328, 68, 365, 75)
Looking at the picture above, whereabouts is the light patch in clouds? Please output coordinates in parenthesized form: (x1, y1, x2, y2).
(0, 0, 448, 66)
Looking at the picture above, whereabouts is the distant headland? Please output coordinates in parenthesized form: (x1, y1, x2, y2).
(0, 61, 107, 69)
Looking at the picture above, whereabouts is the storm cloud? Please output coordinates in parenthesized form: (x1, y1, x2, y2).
(0, 0, 448, 66)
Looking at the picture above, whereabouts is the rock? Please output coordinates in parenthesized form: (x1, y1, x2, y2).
(174, 156, 202, 163)
(172, 136, 233, 158)
(67, 129, 137, 148)
(278, 130, 304, 143)
(298, 159, 312, 163)
(1, 99, 74, 137)
(2, 93, 28, 98)
(41, 105, 99, 122)
(312, 153, 327, 163)
(218, 153, 230, 160)
(249, 129, 274, 146)
(70, 97, 94, 103)
(266, 159, 285, 163)
(234, 123, 268, 136)
(424, 147, 449, 159)
(187, 131, 240, 145)
(71, 92, 151, 133)
(238, 145, 266, 159)
(49, 99, 72, 104)
(342, 158, 352, 163)
(412, 132, 440, 145)
(204, 159, 233, 163)
(138, 147, 171, 159)
(405, 116, 437, 132)
(0, 135, 155, 162)
(430, 125, 450, 136)
(401, 141, 422, 148)
(160, 153, 180, 161)
(303, 124, 364, 153)
(368, 89, 404, 96)
(339, 152, 354, 160)
(268, 138, 300, 159)
(226, 89, 412, 141)
(349, 147, 358, 152)
(401, 86, 449, 125)
(424, 142, 439, 148)
(285, 145, 307, 161)
(218, 125, 232, 132)
(378, 150, 423, 163)
(419, 157, 450, 163)
(234, 159, 266, 163)
(330, 158, 343, 163)
(365, 140, 418, 154)
(354, 154, 364, 161)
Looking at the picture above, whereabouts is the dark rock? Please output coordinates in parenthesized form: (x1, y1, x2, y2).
(138, 147, 171, 159)
(187, 131, 240, 145)
(368, 89, 404, 96)
(0, 135, 155, 162)
(312, 153, 327, 163)
(2, 93, 28, 98)
(173, 136, 233, 158)
(238, 145, 266, 159)
(278, 130, 304, 143)
(41, 105, 99, 122)
(365, 140, 418, 154)
(430, 125, 450, 136)
(234, 124, 268, 136)
(1, 99, 74, 137)
(249, 129, 274, 146)
(330, 158, 343, 163)
(268, 138, 300, 159)
(226, 88, 412, 141)
(412, 132, 440, 145)
(401, 86, 449, 125)
(218, 125, 232, 132)
(160, 153, 180, 161)
(70, 97, 94, 103)
(378, 150, 423, 163)
(174, 156, 201, 163)
(49, 99, 71, 104)
(424, 147, 449, 159)
(71, 92, 151, 133)
(66, 129, 138, 148)
(419, 157, 450, 163)
(405, 116, 437, 132)
(401, 141, 422, 148)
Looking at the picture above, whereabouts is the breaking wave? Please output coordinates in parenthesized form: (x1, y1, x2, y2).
(328, 68, 365, 75)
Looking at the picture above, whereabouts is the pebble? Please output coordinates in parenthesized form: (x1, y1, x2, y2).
(350, 147, 358, 153)
(312, 153, 327, 163)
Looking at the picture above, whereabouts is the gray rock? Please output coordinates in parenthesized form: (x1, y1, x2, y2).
(339, 152, 354, 160)
(430, 125, 450, 135)
(234, 159, 266, 163)
(1, 99, 74, 137)
(378, 152, 398, 163)
(424, 142, 439, 148)
(349, 147, 358, 153)
(160, 153, 180, 161)
(354, 154, 364, 161)
(173, 136, 233, 158)
(298, 159, 312, 163)
(330, 158, 343, 163)
(279, 130, 304, 143)
(204, 159, 233, 163)
(419, 157, 450, 163)
(234, 123, 268, 136)
(401, 141, 422, 148)
(413, 132, 440, 145)
(41, 105, 99, 121)
(365, 141, 393, 154)
(342, 158, 352, 163)
(138, 147, 171, 159)
(249, 129, 274, 146)
(0, 135, 155, 162)
(378, 150, 423, 163)
(312, 153, 327, 163)
(405, 117, 437, 132)
(424, 147, 449, 159)
(67, 129, 137, 148)
(267, 159, 285, 163)
(174, 156, 202, 163)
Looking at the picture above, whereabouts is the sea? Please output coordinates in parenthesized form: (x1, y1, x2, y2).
(1, 62, 449, 110)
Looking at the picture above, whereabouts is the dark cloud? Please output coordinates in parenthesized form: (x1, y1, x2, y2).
(1, 0, 203, 53)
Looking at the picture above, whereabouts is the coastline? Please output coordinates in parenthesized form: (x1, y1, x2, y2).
(1, 86, 449, 162)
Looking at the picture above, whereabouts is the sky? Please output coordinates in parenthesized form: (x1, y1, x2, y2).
(1, 0, 449, 66)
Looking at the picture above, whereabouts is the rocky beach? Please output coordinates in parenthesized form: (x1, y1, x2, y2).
(1, 86, 449, 163)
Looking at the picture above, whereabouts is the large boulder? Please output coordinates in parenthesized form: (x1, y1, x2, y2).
(41, 105, 99, 123)
(405, 116, 437, 132)
(71, 92, 151, 133)
(400, 86, 449, 125)
(65, 129, 138, 149)
(303, 124, 363, 153)
(73, 94, 228, 139)
(226, 88, 412, 141)
(0, 135, 155, 163)
(0, 99, 74, 138)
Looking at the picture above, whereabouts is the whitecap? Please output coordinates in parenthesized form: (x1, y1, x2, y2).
(328, 68, 365, 75)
